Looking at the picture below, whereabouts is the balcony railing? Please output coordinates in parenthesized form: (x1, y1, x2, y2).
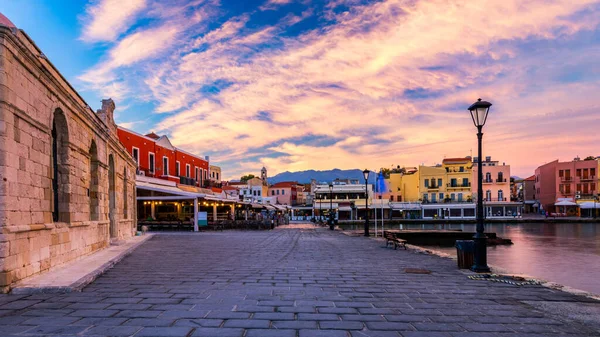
(580, 175, 596, 181)
(496, 178, 507, 183)
(482, 179, 493, 184)
(560, 176, 573, 182)
(484, 197, 508, 202)
(447, 183, 471, 188)
(427, 185, 440, 190)
(180, 176, 197, 186)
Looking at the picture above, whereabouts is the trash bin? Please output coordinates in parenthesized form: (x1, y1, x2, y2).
(455, 240, 475, 269)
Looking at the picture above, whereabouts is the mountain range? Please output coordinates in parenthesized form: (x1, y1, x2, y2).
(268, 169, 378, 185)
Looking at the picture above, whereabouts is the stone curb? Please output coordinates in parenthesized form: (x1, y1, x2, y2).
(11, 234, 155, 295)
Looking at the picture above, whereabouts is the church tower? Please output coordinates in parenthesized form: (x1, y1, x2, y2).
(261, 166, 268, 185)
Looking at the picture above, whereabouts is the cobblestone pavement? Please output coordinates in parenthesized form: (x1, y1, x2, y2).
(1, 225, 599, 337)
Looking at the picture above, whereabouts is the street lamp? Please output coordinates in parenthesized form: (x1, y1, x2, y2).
(468, 98, 492, 273)
(319, 191, 322, 223)
(329, 183, 334, 230)
(363, 169, 370, 237)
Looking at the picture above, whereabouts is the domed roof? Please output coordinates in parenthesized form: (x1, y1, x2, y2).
(0, 12, 16, 29)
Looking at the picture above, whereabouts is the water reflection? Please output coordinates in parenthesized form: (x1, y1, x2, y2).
(396, 222, 600, 295)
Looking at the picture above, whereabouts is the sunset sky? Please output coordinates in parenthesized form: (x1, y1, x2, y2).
(3, 0, 600, 180)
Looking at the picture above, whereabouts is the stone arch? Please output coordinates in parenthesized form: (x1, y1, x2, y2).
(89, 140, 100, 221)
(51, 108, 70, 222)
(108, 154, 117, 238)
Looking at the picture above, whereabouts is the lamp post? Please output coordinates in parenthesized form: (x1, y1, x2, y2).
(594, 194, 598, 219)
(468, 98, 492, 273)
(329, 183, 334, 230)
(319, 191, 322, 223)
(363, 169, 370, 237)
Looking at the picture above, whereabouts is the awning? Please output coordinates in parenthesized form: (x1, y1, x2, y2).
(136, 181, 202, 198)
(555, 200, 578, 206)
(264, 204, 276, 210)
(578, 202, 598, 209)
(251, 203, 264, 208)
(339, 206, 352, 211)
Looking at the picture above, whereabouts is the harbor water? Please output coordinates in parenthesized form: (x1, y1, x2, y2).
(373, 222, 600, 295)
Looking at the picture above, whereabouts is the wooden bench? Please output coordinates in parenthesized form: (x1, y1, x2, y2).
(384, 232, 407, 250)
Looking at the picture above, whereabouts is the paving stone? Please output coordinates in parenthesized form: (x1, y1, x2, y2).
(245, 329, 297, 337)
(352, 331, 402, 337)
(298, 313, 340, 321)
(342, 314, 386, 321)
(222, 319, 271, 328)
(299, 329, 349, 337)
(367, 322, 415, 331)
(319, 320, 364, 330)
(21, 316, 81, 325)
(82, 325, 142, 336)
(69, 309, 119, 317)
(71, 317, 129, 326)
(135, 327, 193, 336)
(253, 312, 295, 320)
(191, 328, 244, 336)
(272, 320, 318, 329)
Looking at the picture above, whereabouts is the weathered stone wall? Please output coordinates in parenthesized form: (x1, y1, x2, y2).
(0, 26, 137, 292)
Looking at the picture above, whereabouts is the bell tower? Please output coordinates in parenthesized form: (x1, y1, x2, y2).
(261, 166, 267, 185)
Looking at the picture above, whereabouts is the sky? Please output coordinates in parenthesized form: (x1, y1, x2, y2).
(2, 0, 600, 180)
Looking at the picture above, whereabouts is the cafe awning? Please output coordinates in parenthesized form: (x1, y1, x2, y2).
(555, 200, 578, 206)
(578, 202, 598, 209)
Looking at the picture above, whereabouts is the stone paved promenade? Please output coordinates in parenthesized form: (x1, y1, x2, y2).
(0, 224, 599, 337)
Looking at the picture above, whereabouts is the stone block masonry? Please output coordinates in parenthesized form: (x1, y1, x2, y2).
(0, 20, 137, 292)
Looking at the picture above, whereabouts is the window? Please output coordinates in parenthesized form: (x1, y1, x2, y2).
(559, 170, 564, 177)
(498, 190, 504, 201)
(216, 172, 219, 180)
(576, 169, 582, 177)
(258, 190, 261, 196)
(439, 193, 444, 200)
(577, 184, 582, 192)
(486, 190, 492, 201)
(565, 185, 571, 194)
(497, 172, 503, 182)
(431, 193, 437, 202)
(149, 153, 155, 173)
(458, 193, 463, 202)
(277, 190, 280, 195)
(177, 162, 181, 176)
(451, 193, 456, 201)
(423, 194, 428, 201)
(195, 167, 199, 180)
(424, 179, 429, 187)
(459, 166, 464, 172)
(163, 156, 168, 175)
(565, 169, 571, 178)
(282, 190, 285, 195)
(132, 147, 139, 166)
(437, 179, 442, 187)
(272, 190, 275, 195)
(89, 141, 99, 221)
(583, 184, 589, 194)
(592, 183, 596, 191)
(450, 178, 457, 187)
(592, 168, 596, 177)
(390, 195, 394, 201)
(186, 164, 191, 177)
(462, 178, 469, 186)
(485, 172, 491, 182)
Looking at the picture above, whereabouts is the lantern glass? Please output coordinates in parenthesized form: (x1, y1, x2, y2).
(468, 98, 492, 128)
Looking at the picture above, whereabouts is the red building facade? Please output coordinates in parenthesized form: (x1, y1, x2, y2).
(117, 127, 210, 187)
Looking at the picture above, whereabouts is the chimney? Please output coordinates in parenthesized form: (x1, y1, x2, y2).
(205, 156, 210, 162)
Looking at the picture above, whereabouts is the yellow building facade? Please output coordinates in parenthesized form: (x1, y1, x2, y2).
(419, 158, 473, 203)
(386, 169, 420, 202)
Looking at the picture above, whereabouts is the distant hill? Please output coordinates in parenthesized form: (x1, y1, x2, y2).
(268, 169, 378, 185)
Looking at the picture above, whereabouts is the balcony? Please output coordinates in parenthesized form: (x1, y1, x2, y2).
(427, 185, 440, 190)
(136, 167, 153, 176)
(580, 175, 596, 181)
(447, 183, 471, 189)
(484, 197, 508, 202)
(560, 176, 573, 182)
(482, 179, 494, 184)
(179, 176, 197, 186)
(496, 178, 507, 183)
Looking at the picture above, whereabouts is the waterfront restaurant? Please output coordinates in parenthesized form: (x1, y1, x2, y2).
(136, 174, 242, 231)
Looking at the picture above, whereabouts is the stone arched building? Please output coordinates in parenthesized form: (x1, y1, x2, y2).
(0, 13, 137, 292)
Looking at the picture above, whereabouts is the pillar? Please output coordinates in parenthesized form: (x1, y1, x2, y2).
(193, 198, 198, 232)
(230, 204, 235, 220)
(151, 202, 156, 219)
(213, 203, 217, 221)
(245, 208, 248, 220)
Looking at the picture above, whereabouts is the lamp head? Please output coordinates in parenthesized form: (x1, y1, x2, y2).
(468, 98, 492, 128)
